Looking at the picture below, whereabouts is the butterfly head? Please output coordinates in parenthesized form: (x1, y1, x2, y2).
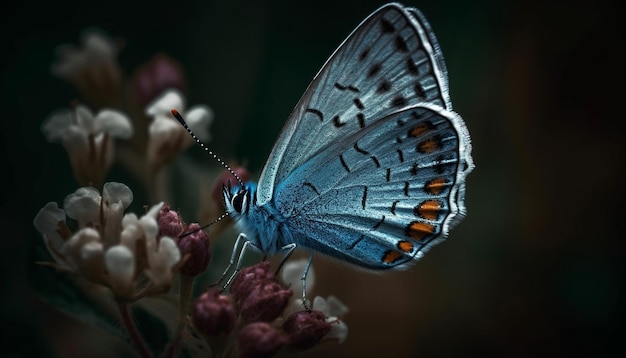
(223, 181, 256, 217)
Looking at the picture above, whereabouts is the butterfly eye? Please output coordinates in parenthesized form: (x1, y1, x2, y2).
(231, 190, 249, 214)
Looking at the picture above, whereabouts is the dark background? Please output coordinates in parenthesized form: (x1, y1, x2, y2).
(1, 0, 623, 357)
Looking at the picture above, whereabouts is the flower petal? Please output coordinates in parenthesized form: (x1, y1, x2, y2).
(81, 30, 116, 60)
(185, 105, 213, 141)
(95, 109, 134, 139)
(41, 109, 73, 142)
(33, 202, 66, 235)
(102, 182, 133, 209)
(158, 236, 181, 269)
(75, 105, 97, 133)
(322, 295, 349, 317)
(145, 89, 185, 117)
(63, 186, 101, 225)
(105, 245, 135, 277)
(324, 317, 348, 344)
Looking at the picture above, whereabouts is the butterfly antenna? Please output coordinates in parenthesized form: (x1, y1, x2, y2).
(171, 109, 245, 187)
(179, 212, 231, 238)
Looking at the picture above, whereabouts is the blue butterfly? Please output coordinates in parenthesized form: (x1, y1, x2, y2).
(179, 2, 473, 303)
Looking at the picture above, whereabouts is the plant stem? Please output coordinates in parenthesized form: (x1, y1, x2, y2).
(118, 302, 152, 358)
(162, 275, 194, 358)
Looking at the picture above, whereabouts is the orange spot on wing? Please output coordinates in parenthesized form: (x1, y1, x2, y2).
(418, 137, 440, 153)
(409, 124, 429, 137)
(382, 250, 404, 264)
(415, 200, 442, 220)
(425, 178, 447, 195)
(397, 240, 414, 253)
(406, 221, 436, 242)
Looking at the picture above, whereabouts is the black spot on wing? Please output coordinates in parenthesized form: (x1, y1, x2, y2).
(348, 235, 365, 250)
(372, 215, 385, 229)
(305, 108, 323, 121)
(357, 113, 365, 128)
(303, 182, 320, 196)
(395, 36, 409, 52)
(397, 149, 405, 163)
(391, 96, 407, 107)
(380, 18, 395, 33)
(335, 83, 360, 93)
(414, 82, 426, 99)
(377, 80, 391, 93)
(333, 115, 345, 127)
(368, 63, 382, 78)
(339, 154, 350, 172)
(354, 142, 368, 155)
(391, 200, 399, 215)
(361, 186, 368, 209)
(407, 58, 419, 76)
(359, 48, 370, 62)
(353, 98, 364, 110)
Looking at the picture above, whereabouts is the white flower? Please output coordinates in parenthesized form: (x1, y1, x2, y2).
(51, 29, 118, 79)
(33, 202, 71, 267)
(145, 89, 213, 171)
(42, 104, 133, 186)
(311, 295, 349, 344)
(50, 29, 123, 108)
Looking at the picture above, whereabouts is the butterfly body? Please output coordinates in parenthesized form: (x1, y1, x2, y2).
(223, 3, 473, 271)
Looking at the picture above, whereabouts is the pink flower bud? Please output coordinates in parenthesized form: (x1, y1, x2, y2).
(237, 322, 288, 358)
(192, 288, 236, 336)
(229, 261, 275, 305)
(157, 203, 185, 239)
(238, 280, 293, 323)
(282, 310, 332, 350)
(176, 223, 211, 276)
(130, 53, 187, 107)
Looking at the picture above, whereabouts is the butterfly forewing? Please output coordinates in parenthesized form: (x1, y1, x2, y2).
(256, 3, 452, 206)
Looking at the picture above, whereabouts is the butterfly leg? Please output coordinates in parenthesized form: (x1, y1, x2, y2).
(300, 253, 314, 311)
(210, 232, 248, 289)
(274, 243, 297, 275)
(221, 239, 262, 291)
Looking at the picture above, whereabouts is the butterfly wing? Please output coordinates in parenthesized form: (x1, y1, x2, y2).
(256, 3, 453, 206)
(273, 103, 472, 269)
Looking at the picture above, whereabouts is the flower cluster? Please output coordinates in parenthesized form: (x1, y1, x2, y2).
(192, 260, 348, 357)
(33, 183, 180, 300)
(35, 28, 348, 358)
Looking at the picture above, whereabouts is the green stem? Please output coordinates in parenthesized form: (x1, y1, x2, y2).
(118, 302, 152, 358)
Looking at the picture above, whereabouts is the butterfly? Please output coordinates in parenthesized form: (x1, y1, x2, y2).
(177, 2, 473, 302)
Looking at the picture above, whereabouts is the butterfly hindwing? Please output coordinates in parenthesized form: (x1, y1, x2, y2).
(273, 104, 471, 269)
(256, 3, 452, 206)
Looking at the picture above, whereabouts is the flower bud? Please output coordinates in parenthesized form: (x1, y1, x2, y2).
(237, 322, 288, 358)
(130, 53, 187, 108)
(192, 288, 236, 336)
(176, 223, 211, 276)
(157, 203, 185, 239)
(229, 261, 275, 305)
(239, 280, 293, 323)
(282, 310, 332, 350)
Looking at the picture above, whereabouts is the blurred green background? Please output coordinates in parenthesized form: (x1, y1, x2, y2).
(1, 0, 623, 356)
